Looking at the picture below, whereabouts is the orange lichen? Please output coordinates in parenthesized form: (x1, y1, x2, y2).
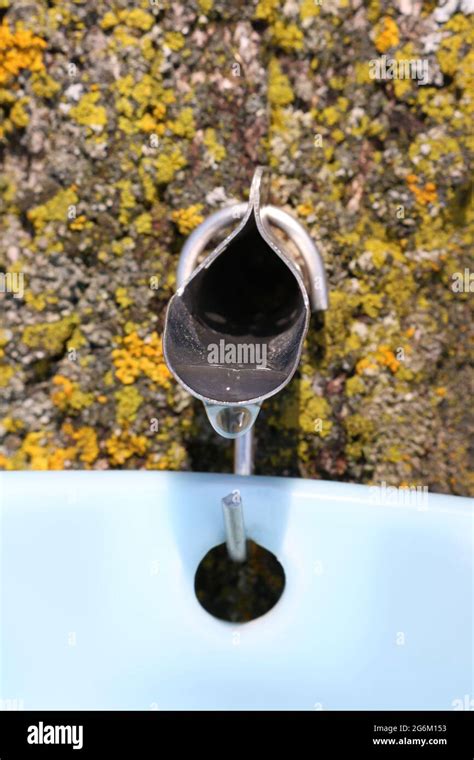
(356, 346, 400, 375)
(112, 331, 172, 386)
(51, 375, 93, 411)
(62, 423, 99, 465)
(374, 17, 399, 53)
(375, 345, 400, 373)
(105, 430, 149, 465)
(406, 174, 437, 205)
(296, 203, 313, 217)
(0, 21, 46, 85)
(10, 432, 75, 470)
(356, 357, 377, 375)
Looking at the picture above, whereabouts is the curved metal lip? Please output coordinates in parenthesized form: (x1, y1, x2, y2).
(175, 203, 328, 311)
(163, 167, 311, 407)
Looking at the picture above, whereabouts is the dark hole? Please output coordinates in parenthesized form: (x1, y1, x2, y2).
(194, 219, 301, 338)
(194, 540, 285, 623)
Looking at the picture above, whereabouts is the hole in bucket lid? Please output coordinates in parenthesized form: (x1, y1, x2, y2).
(194, 539, 285, 623)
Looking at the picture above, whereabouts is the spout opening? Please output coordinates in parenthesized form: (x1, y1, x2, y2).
(164, 210, 309, 406)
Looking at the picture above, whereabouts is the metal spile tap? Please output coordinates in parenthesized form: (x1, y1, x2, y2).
(163, 167, 329, 451)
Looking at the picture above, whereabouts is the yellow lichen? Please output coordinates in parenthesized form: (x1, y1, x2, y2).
(363, 238, 392, 268)
(115, 287, 133, 309)
(27, 187, 79, 233)
(1, 416, 24, 432)
(115, 385, 143, 423)
(30, 71, 61, 98)
(111, 236, 135, 256)
(254, 0, 279, 22)
(69, 214, 89, 231)
(166, 107, 195, 138)
(383, 445, 404, 464)
(360, 293, 384, 318)
(121, 9, 154, 31)
(171, 203, 204, 235)
(299, 0, 321, 22)
(268, 58, 294, 107)
(10, 97, 29, 128)
(136, 113, 159, 132)
(116, 178, 136, 224)
(146, 442, 187, 470)
(0, 363, 14, 387)
(100, 11, 119, 30)
(203, 128, 226, 162)
(270, 21, 304, 51)
(69, 92, 107, 132)
(436, 14, 473, 78)
(134, 212, 153, 235)
(155, 146, 187, 183)
(346, 376, 365, 396)
(163, 32, 185, 52)
(198, 0, 214, 12)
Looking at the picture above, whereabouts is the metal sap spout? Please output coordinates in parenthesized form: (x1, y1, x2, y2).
(163, 167, 328, 448)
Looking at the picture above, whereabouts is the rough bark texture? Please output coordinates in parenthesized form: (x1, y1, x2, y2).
(0, 0, 472, 496)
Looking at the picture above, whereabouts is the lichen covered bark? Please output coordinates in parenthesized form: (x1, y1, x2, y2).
(0, 0, 472, 495)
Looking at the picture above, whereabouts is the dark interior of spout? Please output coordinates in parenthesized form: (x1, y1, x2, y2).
(164, 213, 308, 403)
(195, 220, 301, 337)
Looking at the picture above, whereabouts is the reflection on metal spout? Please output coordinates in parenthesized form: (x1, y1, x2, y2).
(205, 403, 261, 439)
(222, 490, 247, 563)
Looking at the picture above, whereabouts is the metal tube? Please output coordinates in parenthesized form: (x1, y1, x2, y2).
(222, 490, 247, 562)
(176, 204, 247, 289)
(264, 206, 329, 311)
(234, 429, 253, 476)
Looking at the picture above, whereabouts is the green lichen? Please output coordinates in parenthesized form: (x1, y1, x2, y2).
(270, 21, 304, 52)
(115, 385, 143, 423)
(155, 146, 187, 184)
(268, 58, 294, 107)
(344, 413, 375, 459)
(27, 188, 79, 233)
(281, 379, 332, 438)
(0, 363, 15, 387)
(22, 315, 79, 354)
(203, 128, 226, 162)
(166, 107, 196, 138)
